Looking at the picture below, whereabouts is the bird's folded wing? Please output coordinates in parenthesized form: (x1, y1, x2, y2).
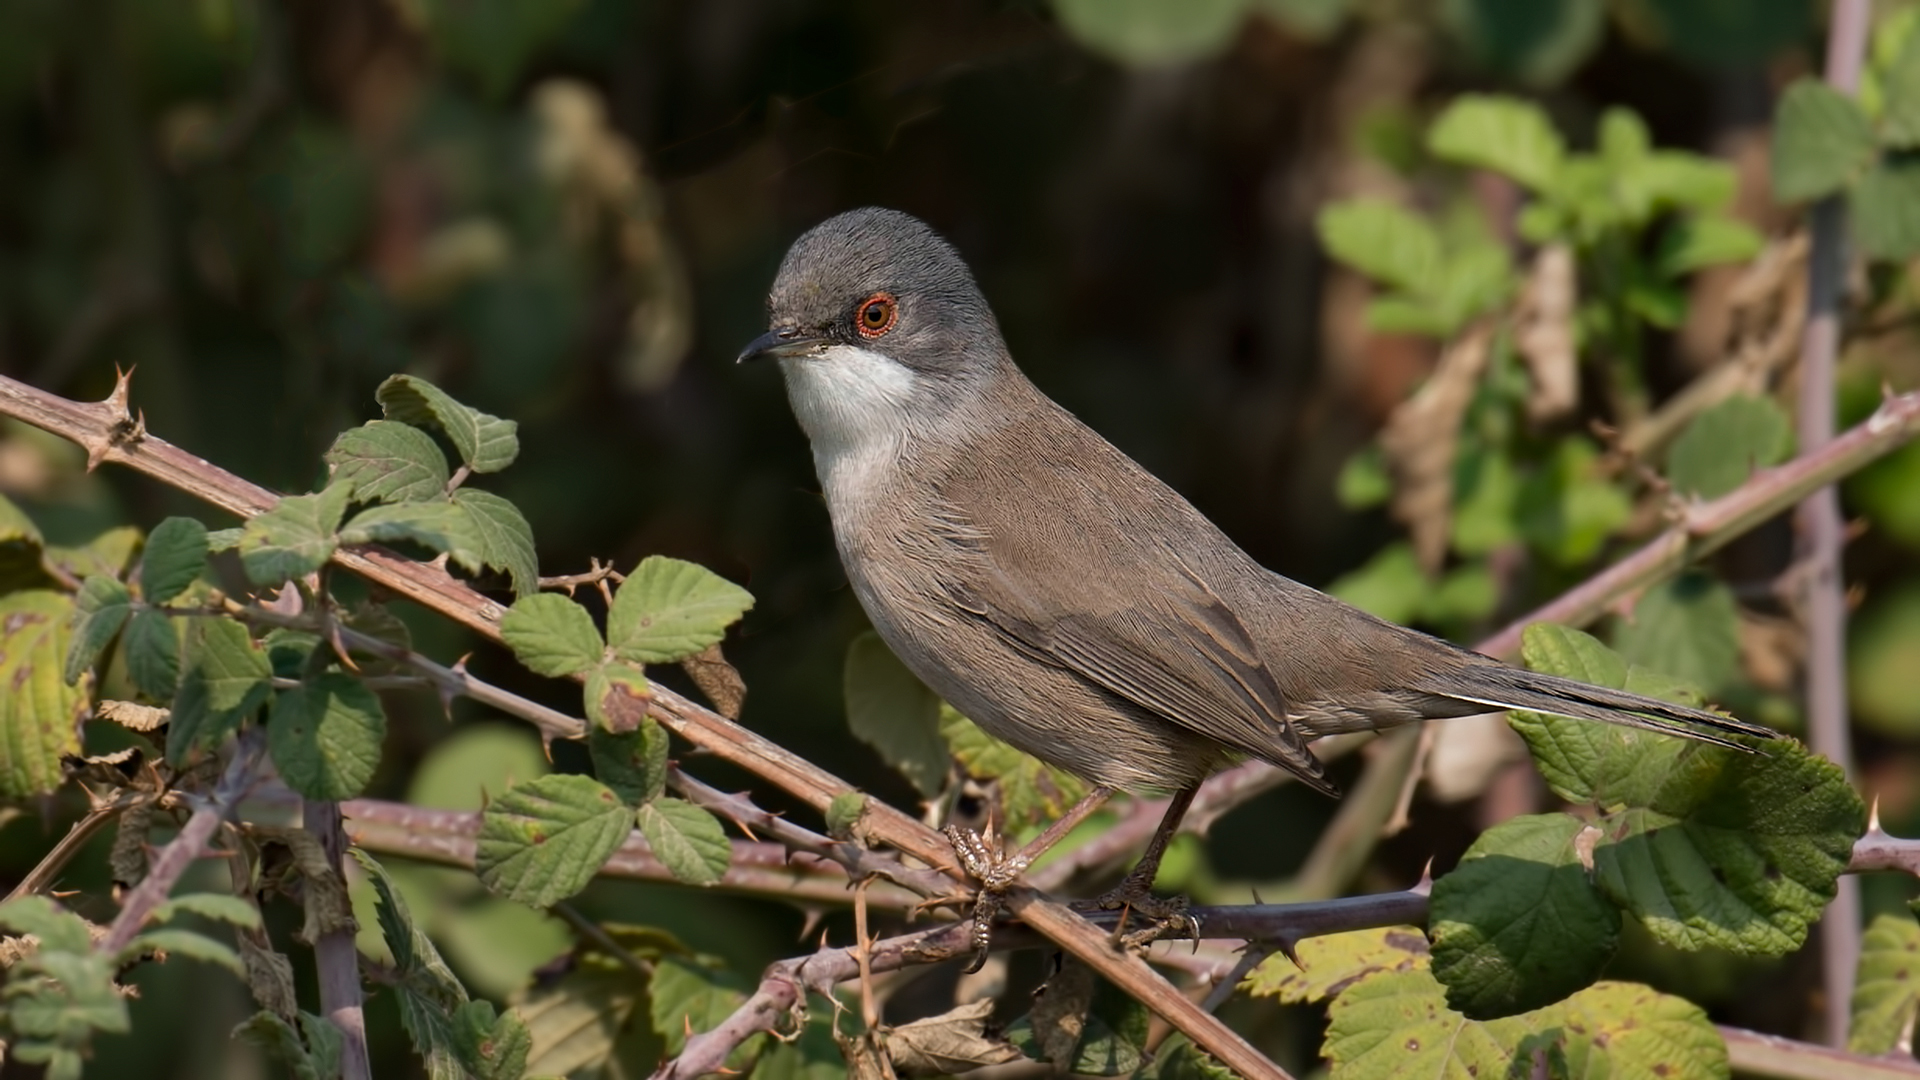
(939, 524, 1337, 795)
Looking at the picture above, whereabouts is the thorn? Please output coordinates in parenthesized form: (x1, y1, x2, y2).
(1250, 886, 1264, 905)
(1276, 934, 1303, 969)
(1870, 795, 1884, 835)
(1413, 858, 1435, 893)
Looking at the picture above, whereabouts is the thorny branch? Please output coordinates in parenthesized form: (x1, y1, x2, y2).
(2, 369, 1918, 1077)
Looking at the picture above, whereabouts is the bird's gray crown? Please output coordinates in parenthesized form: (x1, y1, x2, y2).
(766, 208, 1007, 378)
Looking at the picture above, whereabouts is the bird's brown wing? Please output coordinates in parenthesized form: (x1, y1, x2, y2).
(933, 469, 1338, 796)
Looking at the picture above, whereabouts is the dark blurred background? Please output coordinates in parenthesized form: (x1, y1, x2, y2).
(9, 0, 1920, 1076)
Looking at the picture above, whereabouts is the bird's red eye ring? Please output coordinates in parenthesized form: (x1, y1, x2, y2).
(855, 293, 898, 338)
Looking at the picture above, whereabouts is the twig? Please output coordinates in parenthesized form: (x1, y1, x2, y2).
(1720, 1025, 1920, 1080)
(1802, 0, 1871, 1048)
(100, 730, 265, 955)
(304, 798, 371, 1080)
(1477, 389, 1920, 658)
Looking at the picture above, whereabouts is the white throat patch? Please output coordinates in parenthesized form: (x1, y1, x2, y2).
(779, 343, 922, 503)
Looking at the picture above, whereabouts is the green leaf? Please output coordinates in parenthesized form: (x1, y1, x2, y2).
(124, 609, 182, 700)
(1322, 967, 1535, 1076)
(650, 956, 756, 1062)
(451, 999, 532, 1080)
(151, 893, 262, 928)
(419, 0, 588, 101)
(1614, 572, 1742, 695)
(269, 672, 388, 800)
(514, 925, 672, 1076)
(1551, 981, 1727, 1078)
(167, 616, 272, 765)
(1242, 925, 1429, 1003)
(1315, 199, 1441, 293)
(1632, 152, 1739, 215)
(351, 849, 463, 998)
(1516, 437, 1630, 566)
(940, 706, 1089, 834)
(121, 928, 244, 974)
(636, 797, 732, 886)
(1666, 394, 1793, 499)
(589, 715, 668, 806)
(45, 526, 142, 588)
(1589, 740, 1863, 956)
(1451, 449, 1522, 557)
(1510, 623, 1716, 807)
(1427, 93, 1564, 191)
(1428, 241, 1514, 330)
(0, 591, 86, 797)
(1326, 542, 1428, 625)
(1429, 814, 1619, 1019)
(500, 593, 604, 677)
(325, 420, 451, 503)
(1882, 23, 1920, 147)
(206, 528, 242, 552)
(584, 662, 652, 734)
(1657, 216, 1764, 277)
(238, 483, 352, 586)
(453, 488, 538, 597)
(1770, 79, 1876, 203)
(0, 493, 52, 592)
(1439, 0, 1603, 87)
(605, 556, 754, 665)
(1006, 968, 1151, 1075)
(65, 575, 131, 685)
(1851, 911, 1920, 1054)
(1363, 296, 1456, 337)
(825, 791, 868, 840)
(1851, 581, 1920, 736)
(1335, 445, 1391, 510)
(409, 723, 550, 811)
(0, 895, 95, 953)
(377, 374, 521, 473)
(475, 774, 631, 907)
(340, 499, 488, 575)
(1850, 158, 1920, 262)
(233, 1012, 346, 1080)
(139, 517, 209, 603)
(843, 631, 949, 799)
(1049, 0, 1247, 68)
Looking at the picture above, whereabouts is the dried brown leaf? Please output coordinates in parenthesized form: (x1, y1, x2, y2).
(1380, 325, 1494, 571)
(109, 800, 154, 888)
(98, 699, 167, 732)
(680, 643, 746, 720)
(240, 933, 298, 1019)
(1516, 245, 1578, 424)
(882, 999, 1021, 1076)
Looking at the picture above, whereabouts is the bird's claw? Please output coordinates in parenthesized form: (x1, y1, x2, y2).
(943, 824, 1032, 973)
(1074, 883, 1199, 952)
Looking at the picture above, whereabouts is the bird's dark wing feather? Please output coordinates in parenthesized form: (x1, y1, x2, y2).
(934, 469, 1337, 796)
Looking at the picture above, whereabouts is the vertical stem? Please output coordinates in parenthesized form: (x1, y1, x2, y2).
(1804, 0, 1870, 1048)
(303, 799, 371, 1080)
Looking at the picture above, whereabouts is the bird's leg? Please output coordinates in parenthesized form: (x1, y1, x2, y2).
(1077, 785, 1201, 948)
(944, 785, 1116, 972)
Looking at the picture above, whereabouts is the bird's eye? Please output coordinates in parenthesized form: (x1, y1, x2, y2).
(855, 293, 898, 338)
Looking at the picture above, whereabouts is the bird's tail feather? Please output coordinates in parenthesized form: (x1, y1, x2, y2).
(1427, 666, 1774, 752)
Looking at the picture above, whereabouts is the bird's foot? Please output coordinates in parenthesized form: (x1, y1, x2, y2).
(1073, 880, 1199, 952)
(944, 824, 1033, 973)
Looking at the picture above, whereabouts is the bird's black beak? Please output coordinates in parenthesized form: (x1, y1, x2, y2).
(736, 326, 829, 364)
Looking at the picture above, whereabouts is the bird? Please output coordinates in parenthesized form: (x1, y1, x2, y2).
(739, 207, 1774, 961)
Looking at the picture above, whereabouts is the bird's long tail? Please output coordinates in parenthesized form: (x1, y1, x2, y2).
(1425, 663, 1775, 751)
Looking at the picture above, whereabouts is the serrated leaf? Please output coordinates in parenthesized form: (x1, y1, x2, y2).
(138, 517, 208, 603)
(0, 895, 95, 953)
(584, 663, 652, 735)
(1614, 572, 1742, 695)
(65, 575, 131, 685)
(501, 593, 604, 677)
(167, 617, 271, 765)
(589, 715, 667, 806)
(605, 556, 754, 665)
(325, 419, 451, 503)
(1242, 925, 1429, 1003)
(122, 928, 244, 974)
(1852, 911, 1920, 1054)
(1851, 158, 1920, 262)
(452, 999, 531, 1080)
(649, 955, 750, 1056)
(844, 631, 949, 799)
(513, 925, 672, 1076)
(1884, 24, 1920, 147)
(1429, 814, 1619, 1019)
(1316, 199, 1441, 293)
(270, 672, 387, 800)
(351, 849, 462, 1000)
(475, 774, 630, 906)
(1552, 981, 1727, 1078)
(1667, 394, 1793, 501)
(940, 707, 1089, 834)
(239, 484, 352, 586)
(233, 1011, 345, 1080)
(0, 590, 87, 797)
(1515, 437, 1630, 566)
(1590, 739, 1862, 955)
(206, 528, 242, 552)
(340, 499, 488, 575)
(1427, 93, 1564, 191)
(1323, 967, 1534, 1078)
(1771, 79, 1877, 203)
(636, 797, 731, 886)
(377, 374, 520, 473)
(452, 488, 537, 598)
(152, 893, 263, 929)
